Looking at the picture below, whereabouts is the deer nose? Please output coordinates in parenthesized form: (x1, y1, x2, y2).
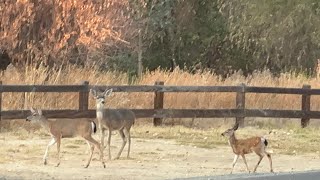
(101, 101, 105, 104)
(221, 133, 224, 136)
(26, 118, 30, 121)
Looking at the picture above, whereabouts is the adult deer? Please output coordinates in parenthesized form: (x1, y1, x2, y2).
(26, 108, 105, 168)
(90, 88, 135, 160)
(221, 123, 273, 174)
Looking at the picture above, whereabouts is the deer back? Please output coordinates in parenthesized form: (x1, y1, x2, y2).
(98, 109, 135, 130)
(234, 136, 263, 154)
(48, 119, 94, 138)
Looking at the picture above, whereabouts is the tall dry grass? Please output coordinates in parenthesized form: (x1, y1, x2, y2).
(1, 65, 320, 129)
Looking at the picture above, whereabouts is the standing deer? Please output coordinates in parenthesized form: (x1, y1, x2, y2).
(90, 88, 135, 160)
(26, 108, 105, 168)
(221, 123, 273, 174)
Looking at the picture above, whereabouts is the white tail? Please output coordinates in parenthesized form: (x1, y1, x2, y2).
(221, 123, 273, 174)
(90, 88, 135, 160)
(26, 108, 105, 168)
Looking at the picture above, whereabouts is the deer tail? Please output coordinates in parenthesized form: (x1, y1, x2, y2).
(261, 137, 268, 146)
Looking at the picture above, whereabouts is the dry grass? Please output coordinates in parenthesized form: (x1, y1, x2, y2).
(2, 65, 320, 112)
(132, 125, 320, 155)
(1, 64, 320, 155)
(1, 65, 320, 128)
(3, 124, 319, 157)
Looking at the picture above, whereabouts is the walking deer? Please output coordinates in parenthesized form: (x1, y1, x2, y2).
(221, 123, 273, 174)
(26, 108, 105, 168)
(90, 88, 135, 160)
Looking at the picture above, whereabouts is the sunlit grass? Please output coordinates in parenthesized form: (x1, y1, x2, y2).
(132, 125, 320, 155)
(1, 64, 320, 156)
(2, 65, 320, 112)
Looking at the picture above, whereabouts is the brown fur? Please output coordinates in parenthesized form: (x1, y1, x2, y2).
(221, 124, 273, 174)
(26, 108, 105, 168)
(91, 88, 136, 160)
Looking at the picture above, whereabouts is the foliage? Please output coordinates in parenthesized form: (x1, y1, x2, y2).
(219, 0, 320, 74)
(0, 0, 131, 67)
(1, 0, 320, 76)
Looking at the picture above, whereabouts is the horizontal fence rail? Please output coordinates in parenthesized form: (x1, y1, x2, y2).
(3, 84, 320, 94)
(0, 81, 320, 128)
(3, 109, 320, 120)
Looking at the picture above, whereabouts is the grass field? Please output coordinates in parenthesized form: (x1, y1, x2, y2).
(1, 64, 320, 155)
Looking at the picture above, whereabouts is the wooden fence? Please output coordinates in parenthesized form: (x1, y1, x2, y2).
(0, 81, 320, 128)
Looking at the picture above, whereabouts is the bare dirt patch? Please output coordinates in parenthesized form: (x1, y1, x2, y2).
(0, 129, 320, 180)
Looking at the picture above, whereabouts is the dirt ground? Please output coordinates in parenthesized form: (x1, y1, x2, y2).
(0, 132, 320, 180)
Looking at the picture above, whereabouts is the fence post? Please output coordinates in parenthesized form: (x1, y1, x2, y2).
(79, 81, 89, 111)
(236, 83, 246, 127)
(301, 84, 311, 128)
(154, 81, 164, 126)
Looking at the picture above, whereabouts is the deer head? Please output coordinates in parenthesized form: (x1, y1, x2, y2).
(90, 88, 113, 109)
(221, 123, 239, 137)
(26, 107, 43, 122)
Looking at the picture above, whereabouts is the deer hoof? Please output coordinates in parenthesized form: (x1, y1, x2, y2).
(55, 162, 60, 167)
(84, 164, 89, 168)
(43, 160, 47, 165)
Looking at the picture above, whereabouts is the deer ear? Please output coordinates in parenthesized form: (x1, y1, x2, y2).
(103, 89, 113, 97)
(37, 109, 43, 116)
(233, 123, 239, 131)
(30, 107, 36, 114)
(90, 89, 97, 97)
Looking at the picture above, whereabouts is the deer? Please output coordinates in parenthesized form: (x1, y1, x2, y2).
(221, 123, 273, 174)
(26, 108, 105, 168)
(90, 88, 135, 160)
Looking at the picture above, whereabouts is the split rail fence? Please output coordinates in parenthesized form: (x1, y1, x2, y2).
(0, 81, 319, 128)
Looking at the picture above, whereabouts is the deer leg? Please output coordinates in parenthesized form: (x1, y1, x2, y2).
(107, 129, 112, 160)
(125, 128, 131, 158)
(115, 129, 126, 160)
(100, 128, 105, 150)
(253, 154, 263, 173)
(230, 154, 239, 174)
(86, 140, 91, 155)
(266, 153, 274, 173)
(84, 140, 94, 168)
(241, 154, 250, 173)
(84, 136, 106, 168)
(43, 137, 57, 165)
(55, 137, 61, 167)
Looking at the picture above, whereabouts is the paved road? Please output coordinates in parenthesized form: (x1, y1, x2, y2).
(174, 170, 320, 180)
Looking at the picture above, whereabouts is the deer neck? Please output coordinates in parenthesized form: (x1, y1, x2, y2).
(228, 133, 238, 151)
(96, 103, 105, 110)
(96, 103, 105, 120)
(39, 116, 51, 132)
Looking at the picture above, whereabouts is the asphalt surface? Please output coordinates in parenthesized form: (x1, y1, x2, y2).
(174, 170, 320, 180)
